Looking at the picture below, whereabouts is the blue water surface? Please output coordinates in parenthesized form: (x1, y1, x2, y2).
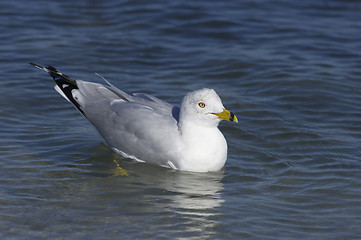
(1, 0, 361, 239)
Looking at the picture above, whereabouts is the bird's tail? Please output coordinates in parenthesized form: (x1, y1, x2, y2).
(29, 63, 84, 115)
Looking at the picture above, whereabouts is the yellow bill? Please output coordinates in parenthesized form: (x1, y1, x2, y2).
(213, 108, 238, 123)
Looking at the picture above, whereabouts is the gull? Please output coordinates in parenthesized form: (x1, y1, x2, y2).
(30, 63, 238, 172)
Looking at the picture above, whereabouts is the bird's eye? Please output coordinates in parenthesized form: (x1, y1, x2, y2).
(198, 102, 206, 108)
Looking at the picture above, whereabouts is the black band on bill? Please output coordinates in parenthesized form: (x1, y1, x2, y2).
(230, 112, 235, 122)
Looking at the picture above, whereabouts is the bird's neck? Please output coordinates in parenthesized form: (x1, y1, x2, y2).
(178, 121, 227, 172)
(179, 121, 218, 144)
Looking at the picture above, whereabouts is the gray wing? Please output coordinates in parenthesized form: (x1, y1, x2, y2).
(75, 80, 183, 167)
(30, 63, 182, 167)
(77, 80, 179, 119)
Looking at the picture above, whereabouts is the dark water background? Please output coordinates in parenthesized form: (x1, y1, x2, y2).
(1, 0, 361, 239)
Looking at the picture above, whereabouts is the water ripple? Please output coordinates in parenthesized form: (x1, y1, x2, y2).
(1, 0, 361, 239)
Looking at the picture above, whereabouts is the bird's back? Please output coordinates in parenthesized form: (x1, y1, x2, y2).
(74, 80, 184, 168)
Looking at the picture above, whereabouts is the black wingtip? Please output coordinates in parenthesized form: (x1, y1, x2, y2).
(30, 62, 84, 116)
(45, 65, 58, 72)
(29, 62, 44, 70)
(29, 62, 57, 75)
(29, 62, 76, 85)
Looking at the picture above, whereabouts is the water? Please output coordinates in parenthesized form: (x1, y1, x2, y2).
(1, 0, 361, 239)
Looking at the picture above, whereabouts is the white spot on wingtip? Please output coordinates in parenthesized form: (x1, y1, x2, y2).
(54, 85, 70, 102)
(166, 161, 178, 170)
